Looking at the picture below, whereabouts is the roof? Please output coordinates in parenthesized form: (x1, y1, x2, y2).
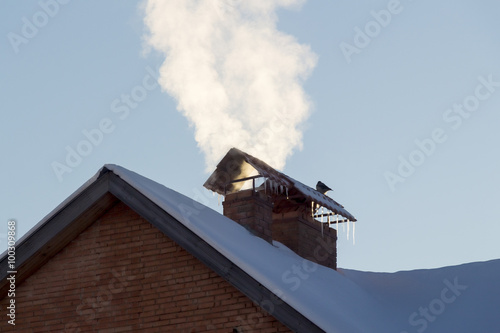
(2, 165, 500, 332)
(0, 165, 332, 332)
(203, 148, 357, 221)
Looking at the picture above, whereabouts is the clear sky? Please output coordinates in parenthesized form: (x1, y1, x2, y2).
(1, 0, 499, 272)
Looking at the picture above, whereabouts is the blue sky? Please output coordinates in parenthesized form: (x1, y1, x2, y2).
(1, 0, 499, 272)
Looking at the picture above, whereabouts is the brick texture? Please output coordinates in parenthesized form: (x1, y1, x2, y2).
(223, 189, 337, 270)
(0, 202, 291, 332)
(223, 190, 273, 243)
(273, 211, 337, 270)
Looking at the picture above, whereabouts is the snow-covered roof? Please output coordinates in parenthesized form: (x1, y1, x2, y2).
(94, 165, 500, 332)
(203, 148, 357, 221)
(2, 164, 499, 332)
(105, 165, 372, 331)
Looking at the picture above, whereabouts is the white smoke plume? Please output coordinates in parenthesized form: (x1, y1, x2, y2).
(142, 0, 317, 171)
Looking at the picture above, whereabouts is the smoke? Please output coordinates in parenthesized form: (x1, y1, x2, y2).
(142, 0, 317, 171)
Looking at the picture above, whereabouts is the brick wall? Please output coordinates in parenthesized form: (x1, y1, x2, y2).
(0, 202, 291, 332)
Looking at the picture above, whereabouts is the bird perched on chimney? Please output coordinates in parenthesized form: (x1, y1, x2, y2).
(316, 181, 332, 194)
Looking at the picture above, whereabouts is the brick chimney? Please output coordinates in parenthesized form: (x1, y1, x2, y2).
(204, 148, 356, 272)
(222, 187, 337, 270)
(271, 206, 337, 270)
(222, 189, 273, 243)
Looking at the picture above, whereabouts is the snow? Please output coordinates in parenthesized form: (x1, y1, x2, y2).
(17, 164, 500, 332)
(341, 260, 500, 332)
(105, 164, 500, 332)
(204, 148, 357, 222)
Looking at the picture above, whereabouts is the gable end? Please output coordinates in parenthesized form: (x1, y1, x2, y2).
(0, 168, 324, 332)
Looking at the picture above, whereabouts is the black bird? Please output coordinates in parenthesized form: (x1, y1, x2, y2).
(316, 181, 332, 194)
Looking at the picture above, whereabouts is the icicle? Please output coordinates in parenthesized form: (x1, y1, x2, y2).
(321, 207, 324, 223)
(342, 217, 345, 232)
(286, 187, 289, 199)
(336, 214, 339, 231)
(353, 222, 356, 245)
(347, 219, 350, 240)
(280, 185, 283, 194)
(217, 194, 220, 206)
(311, 201, 314, 219)
(328, 213, 331, 227)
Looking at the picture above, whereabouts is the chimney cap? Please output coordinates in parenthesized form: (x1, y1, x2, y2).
(204, 148, 357, 222)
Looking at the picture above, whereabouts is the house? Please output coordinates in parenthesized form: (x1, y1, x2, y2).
(0, 149, 357, 332)
(2, 149, 500, 332)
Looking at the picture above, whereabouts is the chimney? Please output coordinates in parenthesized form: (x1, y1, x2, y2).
(204, 148, 356, 271)
(222, 189, 273, 243)
(222, 187, 337, 270)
